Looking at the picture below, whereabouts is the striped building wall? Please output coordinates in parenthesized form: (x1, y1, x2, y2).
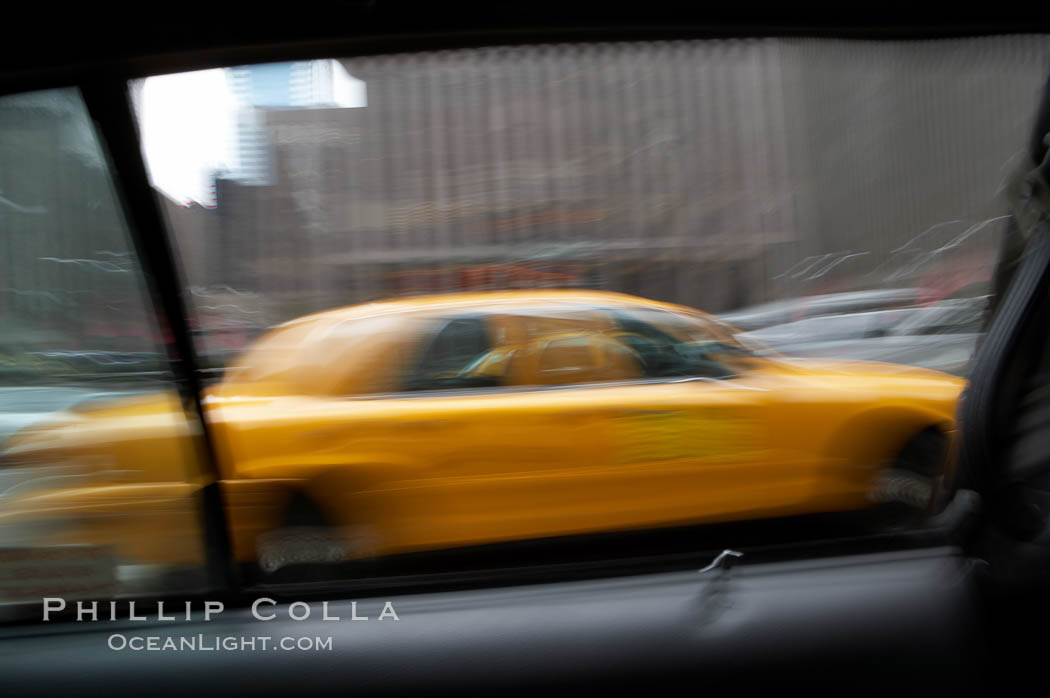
(6, 37, 1050, 357)
(185, 37, 1050, 327)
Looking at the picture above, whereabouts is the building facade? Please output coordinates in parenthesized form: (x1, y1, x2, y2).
(5, 37, 1039, 362)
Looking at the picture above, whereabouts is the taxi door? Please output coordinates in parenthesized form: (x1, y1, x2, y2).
(592, 307, 821, 529)
(370, 308, 623, 551)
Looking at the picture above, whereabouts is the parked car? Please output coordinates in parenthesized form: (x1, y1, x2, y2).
(740, 296, 988, 375)
(719, 288, 922, 331)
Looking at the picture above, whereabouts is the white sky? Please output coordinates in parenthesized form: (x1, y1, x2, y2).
(139, 69, 235, 207)
(138, 63, 367, 207)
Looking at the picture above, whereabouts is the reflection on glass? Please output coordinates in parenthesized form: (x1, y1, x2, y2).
(0, 89, 209, 611)
(4, 38, 1042, 592)
(128, 39, 1050, 582)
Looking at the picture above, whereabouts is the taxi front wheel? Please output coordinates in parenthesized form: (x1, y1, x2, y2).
(254, 493, 380, 579)
(256, 526, 347, 574)
(867, 429, 949, 530)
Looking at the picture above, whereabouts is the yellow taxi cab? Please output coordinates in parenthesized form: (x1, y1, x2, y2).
(0, 290, 966, 576)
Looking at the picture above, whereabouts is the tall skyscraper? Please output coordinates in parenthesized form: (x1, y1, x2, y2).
(226, 60, 366, 185)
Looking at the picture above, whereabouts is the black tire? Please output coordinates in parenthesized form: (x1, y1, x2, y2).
(870, 429, 949, 530)
(254, 492, 382, 584)
(254, 493, 345, 582)
(282, 492, 329, 528)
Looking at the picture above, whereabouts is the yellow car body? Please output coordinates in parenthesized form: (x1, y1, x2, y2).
(0, 290, 966, 572)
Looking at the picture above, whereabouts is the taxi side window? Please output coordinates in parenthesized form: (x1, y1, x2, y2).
(497, 307, 646, 387)
(609, 309, 738, 379)
(403, 316, 501, 391)
(537, 336, 596, 382)
(0, 88, 212, 609)
(534, 333, 642, 386)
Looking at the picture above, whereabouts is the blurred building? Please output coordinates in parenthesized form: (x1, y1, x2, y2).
(170, 44, 800, 321)
(226, 61, 366, 186)
(155, 38, 1050, 344)
(0, 91, 158, 356)
(9, 38, 1048, 373)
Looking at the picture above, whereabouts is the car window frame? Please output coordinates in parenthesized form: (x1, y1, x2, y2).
(3, 23, 1031, 618)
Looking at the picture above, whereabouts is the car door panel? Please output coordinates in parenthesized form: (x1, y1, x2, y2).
(591, 381, 828, 528)
(358, 390, 610, 552)
(0, 548, 987, 696)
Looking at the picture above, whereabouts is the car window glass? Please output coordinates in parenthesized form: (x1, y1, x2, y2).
(610, 308, 746, 378)
(126, 39, 1050, 588)
(537, 335, 595, 380)
(531, 332, 641, 385)
(0, 88, 212, 616)
(404, 315, 497, 390)
(484, 306, 639, 386)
